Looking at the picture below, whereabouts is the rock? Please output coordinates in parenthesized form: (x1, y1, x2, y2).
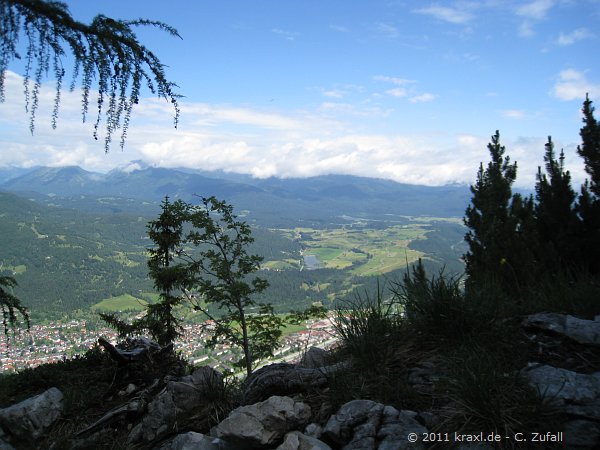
(128, 385, 178, 445)
(128, 366, 223, 446)
(524, 363, 600, 448)
(524, 364, 600, 420)
(563, 420, 600, 449)
(168, 432, 222, 450)
(276, 431, 332, 450)
(322, 400, 427, 450)
(67, 429, 115, 450)
(215, 395, 311, 448)
(0, 439, 15, 450)
(304, 423, 323, 439)
(407, 358, 444, 394)
(296, 347, 328, 369)
(154, 432, 237, 450)
(0, 387, 63, 447)
(243, 363, 329, 404)
(524, 313, 600, 346)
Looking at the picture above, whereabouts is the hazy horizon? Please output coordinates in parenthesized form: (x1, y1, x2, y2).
(1, 0, 599, 188)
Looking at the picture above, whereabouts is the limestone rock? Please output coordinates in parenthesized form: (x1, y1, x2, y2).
(304, 423, 323, 439)
(276, 431, 332, 450)
(0, 387, 63, 447)
(524, 313, 600, 346)
(323, 399, 427, 450)
(128, 366, 223, 446)
(296, 347, 328, 369)
(167, 431, 228, 450)
(524, 364, 600, 448)
(243, 363, 329, 404)
(215, 395, 311, 448)
(563, 420, 600, 449)
(524, 364, 600, 419)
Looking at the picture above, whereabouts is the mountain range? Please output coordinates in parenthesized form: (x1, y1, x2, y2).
(0, 163, 471, 226)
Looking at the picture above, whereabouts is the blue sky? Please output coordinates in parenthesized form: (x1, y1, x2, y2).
(1, 0, 599, 187)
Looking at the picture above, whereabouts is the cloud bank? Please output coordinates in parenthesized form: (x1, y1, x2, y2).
(0, 71, 591, 189)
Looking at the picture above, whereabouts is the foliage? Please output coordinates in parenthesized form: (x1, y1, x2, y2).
(0, 275, 29, 343)
(463, 98, 600, 314)
(578, 94, 600, 197)
(0, 344, 115, 411)
(534, 137, 580, 272)
(575, 95, 600, 276)
(463, 131, 537, 297)
(99, 196, 304, 375)
(390, 259, 491, 342)
(333, 281, 403, 370)
(182, 196, 280, 376)
(446, 341, 563, 448)
(0, 0, 180, 151)
(100, 197, 190, 345)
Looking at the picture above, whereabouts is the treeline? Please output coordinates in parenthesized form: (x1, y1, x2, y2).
(463, 96, 600, 315)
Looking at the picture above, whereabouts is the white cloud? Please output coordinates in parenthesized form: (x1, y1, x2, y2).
(413, 5, 474, 24)
(0, 71, 587, 189)
(375, 22, 400, 39)
(330, 24, 348, 33)
(374, 75, 415, 86)
(516, 0, 554, 20)
(375, 75, 434, 102)
(410, 93, 436, 103)
(318, 102, 392, 118)
(557, 28, 595, 46)
(323, 89, 345, 99)
(271, 28, 298, 41)
(552, 69, 600, 101)
(500, 109, 526, 119)
(386, 88, 409, 98)
(183, 104, 305, 130)
(515, 0, 555, 37)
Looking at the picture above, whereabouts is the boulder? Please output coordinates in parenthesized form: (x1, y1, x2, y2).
(524, 364, 600, 449)
(524, 313, 600, 346)
(276, 431, 332, 450)
(296, 347, 329, 369)
(215, 395, 311, 448)
(128, 366, 223, 446)
(243, 363, 328, 404)
(0, 387, 63, 447)
(166, 431, 234, 450)
(563, 420, 600, 449)
(524, 364, 600, 419)
(322, 399, 427, 450)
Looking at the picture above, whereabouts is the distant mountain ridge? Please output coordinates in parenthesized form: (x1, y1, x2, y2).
(0, 165, 471, 224)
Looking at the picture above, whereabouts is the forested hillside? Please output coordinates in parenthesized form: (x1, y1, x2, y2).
(0, 189, 466, 321)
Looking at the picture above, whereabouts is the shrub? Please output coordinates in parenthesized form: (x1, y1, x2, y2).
(332, 281, 403, 370)
(389, 260, 495, 343)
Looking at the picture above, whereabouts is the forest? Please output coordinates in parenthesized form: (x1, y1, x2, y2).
(0, 189, 466, 321)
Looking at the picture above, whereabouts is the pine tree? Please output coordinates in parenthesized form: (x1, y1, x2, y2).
(143, 197, 190, 345)
(1, 0, 181, 151)
(534, 137, 580, 271)
(575, 95, 600, 275)
(464, 131, 537, 296)
(101, 197, 190, 346)
(578, 95, 600, 197)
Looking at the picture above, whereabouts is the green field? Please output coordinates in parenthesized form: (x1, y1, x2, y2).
(285, 225, 430, 276)
(91, 294, 148, 312)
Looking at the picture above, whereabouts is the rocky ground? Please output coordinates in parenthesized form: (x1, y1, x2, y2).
(0, 312, 599, 449)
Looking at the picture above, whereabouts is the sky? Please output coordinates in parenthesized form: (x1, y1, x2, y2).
(1, 0, 599, 187)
